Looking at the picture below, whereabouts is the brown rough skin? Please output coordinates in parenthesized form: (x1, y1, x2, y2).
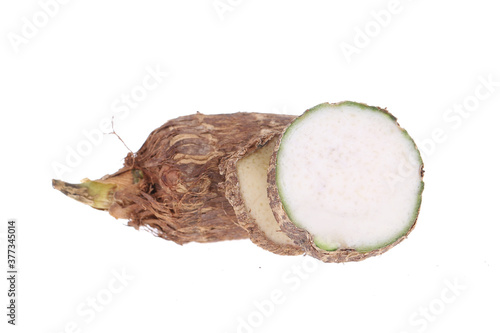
(267, 102, 425, 263)
(221, 131, 303, 256)
(62, 112, 298, 245)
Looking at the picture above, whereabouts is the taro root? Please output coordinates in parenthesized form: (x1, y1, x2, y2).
(53, 102, 424, 262)
(267, 101, 424, 263)
(53, 112, 295, 245)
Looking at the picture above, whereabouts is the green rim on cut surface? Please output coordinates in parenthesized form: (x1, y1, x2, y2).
(275, 101, 424, 253)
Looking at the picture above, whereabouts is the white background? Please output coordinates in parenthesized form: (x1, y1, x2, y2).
(1, 1, 499, 332)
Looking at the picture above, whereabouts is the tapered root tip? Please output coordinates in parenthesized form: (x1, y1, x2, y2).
(52, 179, 116, 210)
(52, 179, 72, 192)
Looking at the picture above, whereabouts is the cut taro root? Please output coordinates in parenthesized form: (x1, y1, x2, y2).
(268, 101, 424, 263)
(222, 136, 303, 255)
(52, 103, 424, 262)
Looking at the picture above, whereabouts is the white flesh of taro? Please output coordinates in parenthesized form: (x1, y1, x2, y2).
(276, 102, 423, 252)
(237, 138, 296, 246)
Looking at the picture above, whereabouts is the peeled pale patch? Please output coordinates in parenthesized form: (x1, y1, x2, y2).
(268, 101, 424, 263)
(222, 135, 303, 255)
